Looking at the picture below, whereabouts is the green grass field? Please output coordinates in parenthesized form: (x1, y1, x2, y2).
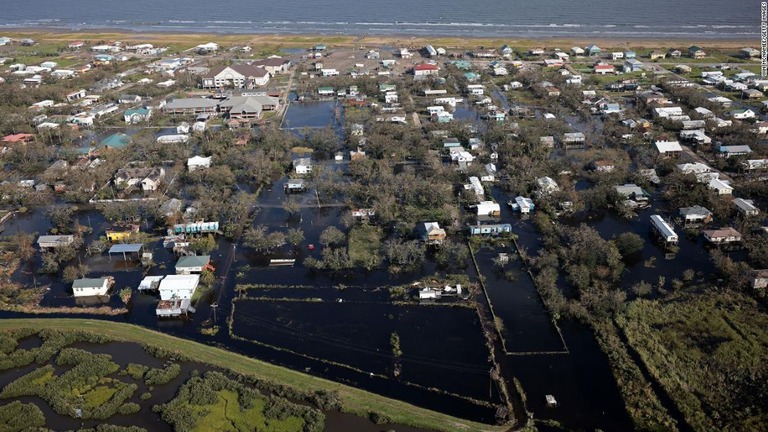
(189, 390, 304, 432)
(0, 318, 507, 432)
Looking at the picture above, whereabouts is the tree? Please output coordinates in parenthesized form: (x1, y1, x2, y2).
(61, 263, 88, 282)
(282, 197, 300, 216)
(614, 232, 645, 258)
(12, 232, 36, 262)
(286, 228, 305, 247)
(191, 235, 217, 255)
(319, 226, 345, 247)
(200, 269, 215, 287)
(242, 225, 286, 253)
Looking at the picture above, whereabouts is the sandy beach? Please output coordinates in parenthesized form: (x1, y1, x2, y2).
(0, 28, 758, 51)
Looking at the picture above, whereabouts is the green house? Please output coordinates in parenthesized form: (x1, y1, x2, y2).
(100, 133, 130, 149)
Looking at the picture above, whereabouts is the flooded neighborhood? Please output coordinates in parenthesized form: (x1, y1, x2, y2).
(0, 32, 766, 432)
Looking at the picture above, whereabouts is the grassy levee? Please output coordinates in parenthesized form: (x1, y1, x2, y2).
(0, 318, 507, 432)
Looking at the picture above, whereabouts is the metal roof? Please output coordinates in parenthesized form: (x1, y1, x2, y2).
(72, 278, 108, 288)
(108, 243, 143, 254)
(176, 255, 210, 268)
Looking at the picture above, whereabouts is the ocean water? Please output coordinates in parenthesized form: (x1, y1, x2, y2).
(0, 0, 759, 38)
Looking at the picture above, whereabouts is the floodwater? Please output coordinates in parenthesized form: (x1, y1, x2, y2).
(0, 100, 647, 431)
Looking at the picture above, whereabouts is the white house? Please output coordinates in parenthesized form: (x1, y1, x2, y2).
(708, 178, 734, 195)
(476, 201, 501, 217)
(729, 109, 756, 120)
(175, 255, 211, 274)
(37, 235, 75, 249)
(187, 156, 212, 171)
(195, 42, 219, 52)
(158, 274, 200, 300)
(294, 158, 313, 174)
(733, 198, 759, 217)
(72, 277, 112, 297)
(654, 140, 682, 156)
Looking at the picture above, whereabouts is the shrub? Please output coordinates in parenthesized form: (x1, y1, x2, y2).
(144, 363, 181, 386)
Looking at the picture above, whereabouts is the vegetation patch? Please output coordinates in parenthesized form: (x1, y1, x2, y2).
(617, 291, 768, 432)
(347, 224, 383, 270)
(0, 347, 137, 420)
(153, 371, 323, 432)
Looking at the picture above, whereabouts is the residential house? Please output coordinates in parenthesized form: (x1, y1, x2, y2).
(741, 47, 760, 59)
(611, 52, 624, 60)
(156, 134, 189, 144)
(708, 178, 734, 195)
(140, 167, 165, 191)
(285, 179, 306, 193)
(187, 156, 211, 171)
(570, 46, 585, 56)
(467, 176, 484, 199)
(668, 49, 682, 58)
(419, 222, 446, 245)
(476, 201, 501, 217)
(743, 88, 764, 99)
(511, 196, 535, 214)
(649, 51, 666, 60)
(195, 42, 219, 53)
(688, 46, 706, 59)
(320, 68, 339, 77)
(650, 214, 678, 245)
(175, 255, 211, 275)
(654, 140, 682, 157)
(124, 107, 152, 124)
(719, 145, 752, 158)
(585, 45, 601, 56)
(293, 158, 313, 175)
(2, 133, 34, 145)
(468, 223, 512, 236)
(72, 277, 112, 297)
(615, 184, 649, 205)
(119, 94, 141, 104)
(66, 89, 87, 102)
(162, 98, 219, 115)
(703, 227, 742, 245)
(623, 58, 644, 73)
(317, 86, 337, 97)
(37, 235, 75, 249)
(743, 159, 768, 170)
(753, 270, 768, 290)
(158, 274, 200, 300)
(251, 57, 291, 75)
(101, 133, 130, 149)
(592, 160, 616, 172)
(413, 63, 439, 77)
(677, 162, 715, 181)
(729, 109, 756, 120)
(679, 205, 713, 224)
(201, 64, 270, 89)
(562, 132, 586, 147)
(733, 198, 759, 217)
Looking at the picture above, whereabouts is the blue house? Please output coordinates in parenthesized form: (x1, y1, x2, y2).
(100, 133, 130, 149)
(94, 54, 114, 63)
(451, 60, 472, 70)
(586, 45, 601, 56)
(464, 72, 480, 81)
(624, 51, 637, 59)
(468, 223, 512, 236)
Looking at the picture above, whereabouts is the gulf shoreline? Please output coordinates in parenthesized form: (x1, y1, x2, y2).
(0, 27, 758, 50)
